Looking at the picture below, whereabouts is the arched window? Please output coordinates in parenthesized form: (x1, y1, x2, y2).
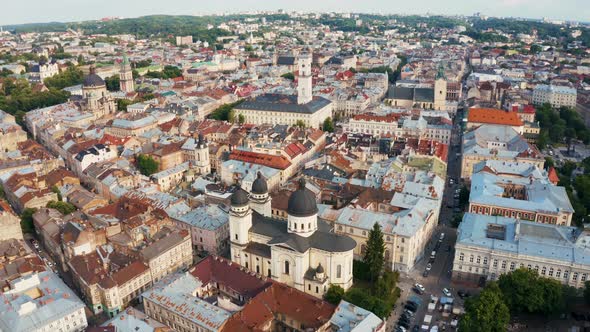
(284, 261, 290, 275)
(385, 250, 391, 261)
(337, 265, 342, 278)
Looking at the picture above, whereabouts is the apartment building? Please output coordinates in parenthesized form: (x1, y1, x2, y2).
(532, 84, 577, 108)
(453, 213, 590, 288)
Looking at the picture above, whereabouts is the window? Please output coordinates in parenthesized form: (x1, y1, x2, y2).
(541, 266, 546, 275)
(573, 272, 579, 281)
(268, 269, 271, 277)
(582, 274, 587, 282)
(337, 265, 342, 278)
(556, 269, 561, 278)
(308, 284, 311, 290)
(549, 268, 554, 277)
(315, 286, 319, 293)
(483, 257, 488, 265)
(501, 261, 507, 269)
(493, 259, 498, 268)
(469, 255, 474, 263)
(235, 234, 238, 240)
(476, 256, 481, 264)
(284, 261, 290, 275)
(510, 262, 515, 271)
(564, 271, 569, 279)
(459, 253, 464, 261)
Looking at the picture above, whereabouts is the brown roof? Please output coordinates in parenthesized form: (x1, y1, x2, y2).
(109, 261, 149, 286)
(191, 256, 271, 299)
(45, 168, 79, 187)
(221, 282, 335, 332)
(468, 108, 523, 127)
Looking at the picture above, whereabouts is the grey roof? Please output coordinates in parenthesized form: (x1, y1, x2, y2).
(414, 88, 434, 102)
(244, 242, 271, 258)
(250, 211, 356, 253)
(387, 86, 434, 103)
(83, 73, 105, 87)
(251, 172, 268, 195)
(277, 56, 296, 66)
(236, 94, 332, 114)
(287, 178, 318, 217)
(231, 188, 249, 207)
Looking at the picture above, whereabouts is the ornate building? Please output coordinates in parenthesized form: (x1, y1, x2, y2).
(229, 177, 356, 298)
(119, 55, 134, 93)
(74, 67, 116, 117)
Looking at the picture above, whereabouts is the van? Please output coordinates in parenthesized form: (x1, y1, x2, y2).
(430, 251, 436, 259)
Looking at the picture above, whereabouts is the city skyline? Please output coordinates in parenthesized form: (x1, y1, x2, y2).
(1, 0, 589, 26)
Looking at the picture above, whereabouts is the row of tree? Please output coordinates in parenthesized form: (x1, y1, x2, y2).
(460, 268, 579, 331)
(536, 103, 590, 150)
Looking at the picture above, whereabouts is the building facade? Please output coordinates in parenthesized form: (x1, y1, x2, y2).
(453, 214, 590, 289)
(532, 84, 577, 108)
(229, 177, 356, 298)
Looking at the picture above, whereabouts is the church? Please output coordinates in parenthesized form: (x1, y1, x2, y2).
(385, 64, 448, 111)
(229, 175, 356, 298)
(72, 67, 116, 118)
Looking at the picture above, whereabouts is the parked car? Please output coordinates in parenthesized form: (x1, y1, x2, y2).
(442, 288, 452, 297)
(423, 270, 429, 277)
(426, 263, 432, 271)
(398, 320, 410, 329)
(457, 290, 470, 298)
(414, 283, 426, 293)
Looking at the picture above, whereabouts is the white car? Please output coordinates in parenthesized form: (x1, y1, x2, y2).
(442, 288, 452, 297)
(414, 283, 426, 293)
(439, 233, 445, 240)
(426, 263, 432, 271)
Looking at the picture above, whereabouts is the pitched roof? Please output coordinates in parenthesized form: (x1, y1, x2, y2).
(468, 108, 524, 127)
(221, 282, 335, 332)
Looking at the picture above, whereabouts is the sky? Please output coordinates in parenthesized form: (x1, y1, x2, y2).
(1, 0, 589, 26)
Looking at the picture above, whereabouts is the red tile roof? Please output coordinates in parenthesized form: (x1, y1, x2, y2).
(221, 282, 335, 332)
(191, 256, 271, 299)
(548, 167, 560, 185)
(229, 150, 291, 170)
(468, 108, 523, 127)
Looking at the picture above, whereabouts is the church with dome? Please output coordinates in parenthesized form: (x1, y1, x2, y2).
(229, 175, 356, 298)
(72, 66, 116, 117)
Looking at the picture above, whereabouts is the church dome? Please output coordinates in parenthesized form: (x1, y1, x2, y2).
(251, 172, 268, 195)
(83, 67, 105, 88)
(316, 263, 324, 274)
(231, 188, 249, 207)
(287, 178, 318, 217)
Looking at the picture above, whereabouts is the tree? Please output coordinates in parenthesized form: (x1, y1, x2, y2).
(137, 154, 159, 176)
(104, 75, 120, 91)
(281, 72, 295, 81)
(460, 282, 510, 332)
(295, 120, 306, 128)
(46, 201, 76, 215)
(51, 185, 62, 201)
(498, 268, 565, 315)
(44, 67, 84, 90)
(323, 117, 335, 133)
(584, 281, 590, 305)
(363, 223, 385, 282)
(117, 99, 133, 112)
(324, 284, 345, 305)
(20, 208, 38, 234)
(238, 114, 245, 124)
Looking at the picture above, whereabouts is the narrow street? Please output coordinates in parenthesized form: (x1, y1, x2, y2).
(387, 109, 467, 331)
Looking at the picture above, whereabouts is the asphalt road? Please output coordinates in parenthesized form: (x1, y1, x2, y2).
(387, 111, 467, 332)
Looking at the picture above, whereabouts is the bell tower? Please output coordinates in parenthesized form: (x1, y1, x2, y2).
(119, 55, 134, 93)
(297, 53, 313, 105)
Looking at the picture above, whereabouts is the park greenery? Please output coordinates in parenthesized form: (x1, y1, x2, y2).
(46, 201, 77, 215)
(461, 268, 581, 331)
(136, 154, 159, 176)
(0, 78, 70, 116)
(209, 100, 244, 121)
(104, 75, 120, 91)
(20, 208, 37, 234)
(144, 65, 183, 80)
(324, 223, 400, 318)
(43, 66, 84, 90)
(536, 103, 590, 150)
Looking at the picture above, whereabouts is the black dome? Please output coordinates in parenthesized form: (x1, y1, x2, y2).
(287, 178, 318, 217)
(316, 263, 324, 274)
(231, 188, 249, 207)
(83, 67, 105, 87)
(251, 172, 268, 195)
